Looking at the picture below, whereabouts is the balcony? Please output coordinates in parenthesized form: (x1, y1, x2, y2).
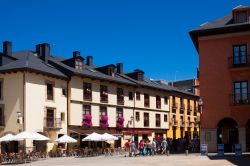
(144, 100, 150, 108)
(117, 96, 124, 105)
(180, 103, 185, 111)
(100, 92, 108, 103)
(194, 121, 199, 128)
(172, 102, 178, 109)
(83, 91, 92, 101)
(187, 121, 193, 128)
(180, 121, 185, 128)
(44, 118, 62, 130)
(156, 100, 161, 109)
(187, 106, 192, 115)
(230, 93, 250, 106)
(228, 55, 250, 69)
(170, 119, 178, 127)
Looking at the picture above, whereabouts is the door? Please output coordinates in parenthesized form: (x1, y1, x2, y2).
(47, 109, 54, 127)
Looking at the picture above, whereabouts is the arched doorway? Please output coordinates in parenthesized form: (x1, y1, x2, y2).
(246, 120, 250, 152)
(217, 118, 238, 152)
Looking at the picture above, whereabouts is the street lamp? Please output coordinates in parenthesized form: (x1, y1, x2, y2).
(198, 98, 203, 144)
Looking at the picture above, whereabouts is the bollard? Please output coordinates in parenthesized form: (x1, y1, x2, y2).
(185, 149, 188, 156)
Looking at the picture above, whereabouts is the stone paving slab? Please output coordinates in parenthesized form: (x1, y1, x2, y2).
(13, 154, 250, 166)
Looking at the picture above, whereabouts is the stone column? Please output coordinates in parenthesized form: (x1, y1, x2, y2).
(238, 128, 246, 152)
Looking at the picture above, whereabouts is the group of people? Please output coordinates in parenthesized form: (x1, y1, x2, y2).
(124, 137, 200, 157)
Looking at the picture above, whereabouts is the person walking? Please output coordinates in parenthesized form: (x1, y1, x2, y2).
(138, 140, 145, 156)
(145, 140, 152, 156)
(161, 138, 167, 155)
(130, 141, 136, 157)
(152, 138, 157, 156)
(124, 139, 130, 157)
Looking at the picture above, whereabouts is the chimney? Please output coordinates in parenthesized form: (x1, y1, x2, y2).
(3, 41, 12, 56)
(86, 56, 93, 66)
(40, 43, 50, 64)
(117, 63, 123, 74)
(73, 51, 80, 58)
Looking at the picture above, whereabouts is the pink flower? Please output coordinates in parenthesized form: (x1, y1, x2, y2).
(101, 116, 108, 122)
(100, 122, 109, 128)
(84, 114, 92, 121)
(116, 122, 124, 129)
(83, 121, 92, 127)
(118, 117, 124, 122)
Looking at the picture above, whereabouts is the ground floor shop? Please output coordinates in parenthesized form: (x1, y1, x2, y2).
(167, 127, 199, 140)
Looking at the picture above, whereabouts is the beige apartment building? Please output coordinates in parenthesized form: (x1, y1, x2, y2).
(0, 41, 199, 152)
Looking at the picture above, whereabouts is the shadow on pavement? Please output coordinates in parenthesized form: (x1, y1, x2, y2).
(208, 154, 250, 166)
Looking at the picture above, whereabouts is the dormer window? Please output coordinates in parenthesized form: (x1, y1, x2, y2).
(235, 11, 248, 23)
(75, 59, 83, 70)
(108, 67, 114, 76)
(138, 72, 144, 81)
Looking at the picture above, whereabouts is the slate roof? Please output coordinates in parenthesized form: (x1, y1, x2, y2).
(0, 51, 68, 79)
(189, 6, 250, 51)
(0, 50, 198, 97)
(49, 56, 136, 85)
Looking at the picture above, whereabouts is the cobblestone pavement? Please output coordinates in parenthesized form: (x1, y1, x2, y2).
(20, 154, 250, 166)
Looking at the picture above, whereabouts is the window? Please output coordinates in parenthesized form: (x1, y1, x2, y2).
(233, 45, 247, 65)
(144, 113, 149, 127)
(100, 85, 108, 103)
(233, 81, 249, 104)
(62, 88, 67, 96)
(155, 114, 161, 127)
(235, 11, 248, 23)
(116, 108, 123, 120)
(136, 112, 140, 121)
(100, 106, 107, 119)
(46, 82, 54, 100)
(164, 114, 168, 122)
(108, 67, 114, 76)
(180, 97, 184, 108)
(144, 94, 150, 107)
(156, 95, 161, 109)
(0, 79, 3, 100)
(164, 96, 169, 105)
(75, 59, 83, 70)
(0, 105, 4, 126)
(61, 112, 65, 122)
(117, 88, 124, 105)
(83, 83, 92, 100)
(128, 92, 134, 100)
(136, 92, 140, 100)
(83, 105, 91, 115)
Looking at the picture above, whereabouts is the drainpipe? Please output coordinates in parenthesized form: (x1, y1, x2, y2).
(22, 71, 26, 132)
(66, 79, 70, 135)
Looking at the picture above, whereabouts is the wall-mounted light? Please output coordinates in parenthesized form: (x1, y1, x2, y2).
(17, 111, 23, 124)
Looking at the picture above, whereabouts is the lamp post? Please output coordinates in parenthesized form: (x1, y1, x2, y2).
(198, 98, 203, 142)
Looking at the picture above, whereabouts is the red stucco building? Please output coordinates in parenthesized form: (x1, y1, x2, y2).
(190, 5, 250, 152)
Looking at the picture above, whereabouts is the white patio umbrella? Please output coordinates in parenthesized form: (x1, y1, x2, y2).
(55, 135, 77, 143)
(0, 134, 15, 142)
(13, 131, 39, 141)
(101, 133, 119, 141)
(82, 132, 102, 141)
(32, 133, 50, 141)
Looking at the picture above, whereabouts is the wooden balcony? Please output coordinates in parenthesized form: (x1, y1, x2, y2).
(100, 93, 108, 103)
(44, 118, 62, 130)
(83, 91, 92, 101)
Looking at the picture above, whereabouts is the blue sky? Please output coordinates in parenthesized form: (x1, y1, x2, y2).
(0, 0, 249, 81)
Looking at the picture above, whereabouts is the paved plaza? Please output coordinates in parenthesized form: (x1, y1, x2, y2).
(21, 154, 250, 166)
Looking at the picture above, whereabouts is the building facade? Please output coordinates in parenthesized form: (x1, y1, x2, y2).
(0, 41, 199, 152)
(190, 5, 250, 152)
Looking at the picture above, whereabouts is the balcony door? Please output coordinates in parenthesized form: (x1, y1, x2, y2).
(47, 109, 54, 128)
